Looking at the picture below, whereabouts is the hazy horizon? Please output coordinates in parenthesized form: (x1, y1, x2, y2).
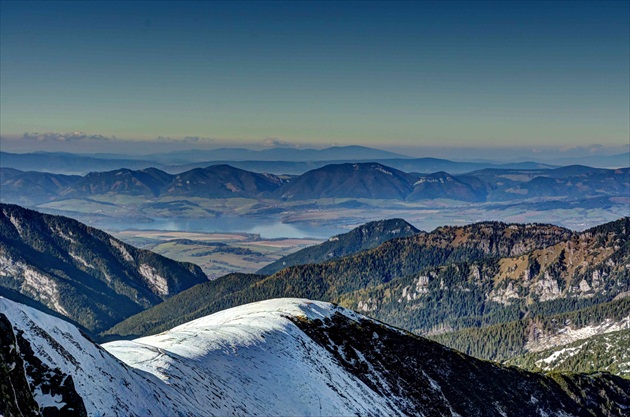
(1, 1, 628, 159)
(1, 137, 629, 164)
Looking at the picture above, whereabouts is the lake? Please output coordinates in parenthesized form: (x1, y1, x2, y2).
(91, 216, 346, 239)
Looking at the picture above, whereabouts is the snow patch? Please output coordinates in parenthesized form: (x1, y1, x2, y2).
(539, 346, 581, 365)
(8, 214, 23, 235)
(110, 239, 134, 263)
(139, 264, 169, 296)
(56, 228, 77, 244)
(32, 387, 66, 410)
(526, 316, 630, 352)
(374, 166, 393, 176)
(1, 259, 70, 316)
(69, 252, 94, 269)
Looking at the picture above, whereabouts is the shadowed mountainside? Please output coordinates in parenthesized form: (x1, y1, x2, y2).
(0, 204, 208, 333)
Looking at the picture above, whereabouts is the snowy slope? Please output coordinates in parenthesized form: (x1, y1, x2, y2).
(525, 314, 630, 352)
(2, 296, 629, 417)
(508, 328, 630, 376)
(1, 297, 409, 416)
(0, 297, 187, 416)
(104, 299, 408, 416)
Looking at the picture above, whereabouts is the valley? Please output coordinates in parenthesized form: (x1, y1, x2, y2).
(111, 229, 321, 278)
(103, 218, 629, 340)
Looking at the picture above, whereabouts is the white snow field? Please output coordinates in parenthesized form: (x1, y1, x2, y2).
(1, 297, 406, 416)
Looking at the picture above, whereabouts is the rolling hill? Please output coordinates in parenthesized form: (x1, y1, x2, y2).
(60, 167, 173, 198)
(1, 162, 627, 205)
(407, 171, 490, 202)
(165, 164, 286, 198)
(274, 163, 417, 200)
(0, 168, 81, 205)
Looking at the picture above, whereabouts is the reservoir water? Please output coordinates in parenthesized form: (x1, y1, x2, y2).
(90, 216, 345, 239)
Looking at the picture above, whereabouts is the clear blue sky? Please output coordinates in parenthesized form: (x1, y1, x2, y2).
(1, 1, 628, 155)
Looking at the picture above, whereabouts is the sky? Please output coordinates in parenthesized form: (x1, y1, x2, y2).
(1, 1, 629, 158)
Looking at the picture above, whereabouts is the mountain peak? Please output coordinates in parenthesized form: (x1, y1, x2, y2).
(0, 203, 208, 333)
(257, 218, 420, 275)
(276, 162, 416, 200)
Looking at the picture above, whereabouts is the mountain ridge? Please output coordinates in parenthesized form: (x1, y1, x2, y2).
(0, 203, 208, 333)
(3, 296, 629, 417)
(258, 218, 420, 275)
(105, 219, 576, 339)
(2, 162, 627, 205)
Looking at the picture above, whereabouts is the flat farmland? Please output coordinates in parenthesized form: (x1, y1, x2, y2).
(112, 230, 321, 279)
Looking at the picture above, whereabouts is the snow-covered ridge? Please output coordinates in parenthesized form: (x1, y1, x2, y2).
(3, 297, 629, 417)
(1, 297, 406, 416)
(0, 296, 184, 416)
(166, 297, 364, 330)
(104, 298, 403, 416)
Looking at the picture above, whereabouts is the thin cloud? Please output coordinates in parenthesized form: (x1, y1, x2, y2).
(21, 131, 112, 142)
(558, 144, 606, 154)
(588, 144, 605, 154)
(155, 135, 214, 143)
(184, 136, 214, 143)
(261, 137, 299, 148)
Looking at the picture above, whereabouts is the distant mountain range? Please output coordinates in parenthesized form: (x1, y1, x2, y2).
(165, 158, 556, 175)
(545, 152, 630, 169)
(4, 147, 627, 177)
(3, 297, 628, 416)
(2, 162, 628, 206)
(0, 151, 164, 175)
(1, 164, 288, 204)
(2, 147, 559, 176)
(146, 145, 412, 163)
(0, 204, 208, 334)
